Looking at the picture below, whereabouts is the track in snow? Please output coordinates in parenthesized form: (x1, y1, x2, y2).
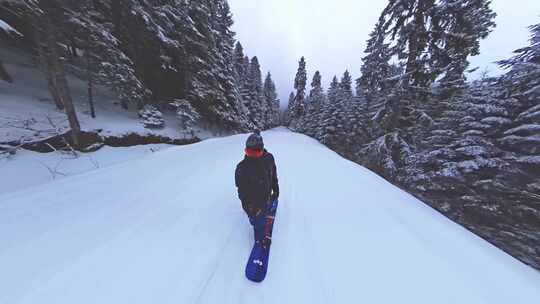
(1, 128, 539, 304)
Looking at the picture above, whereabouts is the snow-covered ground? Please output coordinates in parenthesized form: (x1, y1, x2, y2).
(0, 144, 173, 195)
(0, 128, 539, 304)
(0, 46, 212, 144)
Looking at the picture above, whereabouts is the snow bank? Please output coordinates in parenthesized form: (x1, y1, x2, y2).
(0, 144, 173, 195)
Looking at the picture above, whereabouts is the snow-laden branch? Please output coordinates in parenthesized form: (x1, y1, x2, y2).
(0, 18, 22, 36)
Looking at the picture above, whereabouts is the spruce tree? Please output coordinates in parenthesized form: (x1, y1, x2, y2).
(297, 71, 325, 136)
(359, 22, 393, 99)
(215, 0, 250, 129)
(497, 21, 540, 160)
(434, 0, 497, 95)
(309, 71, 325, 107)
(339, 70, 353, 101)
(187, 0, 231, 127)
(290, 56, 307, 128)
(248, 57, 263, 95)
(263, 72, 280, 128)
(375, 0, 496, 91)
(284, 91, 295, 126)
(377, 0, 435, 88)
(246, 56, 265, 128)
(67, 3, 147, 111)
(327, 76, 340, 104)
(233, 42, 247, 84)
(498, 22, 540, 99)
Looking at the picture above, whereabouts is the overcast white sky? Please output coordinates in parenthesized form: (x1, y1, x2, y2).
(228, 0, 540, 107)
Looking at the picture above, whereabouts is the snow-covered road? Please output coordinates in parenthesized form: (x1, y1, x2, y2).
(1, 128, 539, 303)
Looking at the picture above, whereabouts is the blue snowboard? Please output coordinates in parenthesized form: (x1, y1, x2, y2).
(245, 199, 279, 282)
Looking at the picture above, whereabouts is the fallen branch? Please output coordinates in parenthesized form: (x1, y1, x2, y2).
(46, 114, 78, 157)
(39, 160, 66, 179)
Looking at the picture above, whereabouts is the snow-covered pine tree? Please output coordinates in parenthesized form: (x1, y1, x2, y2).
(497, 21, 540, 182)
(284, 91, 295, 126)
(263, 72, 280, 128)
(309, 71, 325, 107)
(289, 56, 307, 129)
(242, 55, 251, 76)
(138, 104, 165, 129)
(233, 44, 252, 125)
(216, 0, 235, 57)
(185, 0, 229, 127)
(171, 99, 201, 134)
(376, 0, 436, 89)
(315, 71, 351, 150)
(354, 77, 366, 104)
(375, 0, 496, 92)
(245, 56, 265, 129)
(358, 22, 393, 100)
(433, 0, 497, 96)
(358, 21, 404, 141)
(238, 54, 252, 107)
(355, 0, 495, 183)
(233, 42, 247, 86)
(490, 23, 540, 268)
(214, 0, 251, 130)
(338, 70, 353, 101)
(335, 70, 368, 157)
(498, 22, 540, 100)
(312, 75, 339, 144)
(297, 71, 325, 137)
(66, 2, 147, 112)
(327, 76, 340, 105)
(96, 0, 254, 131)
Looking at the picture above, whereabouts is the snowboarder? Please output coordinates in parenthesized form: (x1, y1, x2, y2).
(235, 130, 279, 246)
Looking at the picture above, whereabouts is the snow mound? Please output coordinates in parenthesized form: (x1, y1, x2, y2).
(0, 128, 539, 304)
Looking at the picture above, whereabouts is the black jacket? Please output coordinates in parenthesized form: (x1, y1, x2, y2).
(235, 150, 279, 215)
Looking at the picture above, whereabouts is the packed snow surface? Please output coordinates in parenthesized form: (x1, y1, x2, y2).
(1, 128, 539, 304)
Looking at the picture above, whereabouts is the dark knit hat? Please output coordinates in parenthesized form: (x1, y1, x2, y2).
(246, 130, 264, 149)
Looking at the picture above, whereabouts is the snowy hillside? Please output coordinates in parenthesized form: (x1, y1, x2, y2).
(0, 47, 206, 144)
(1, 128, 539, 304)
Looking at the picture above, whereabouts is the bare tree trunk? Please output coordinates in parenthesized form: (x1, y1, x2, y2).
(0, 59, 13, 83)
(34, 22, 65, 110)
(55, 63, 81, 148)
(121, 99, 129, 110)
(85, 0, 96, 119)
(38, 2, 82, 148)
(86, 50, 96, 118)
(47, 76, 65, 110)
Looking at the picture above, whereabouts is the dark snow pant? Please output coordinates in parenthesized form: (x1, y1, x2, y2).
(249, 201, 270, 243)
